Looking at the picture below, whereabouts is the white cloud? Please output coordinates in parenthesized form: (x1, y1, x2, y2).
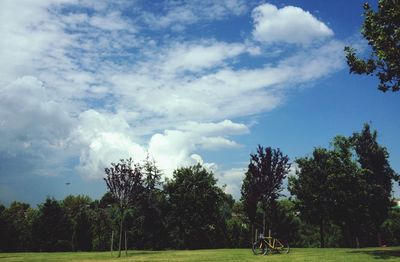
(109, 39, 344, 126)
(71, 112, 248, 179)
(0, 0, 347, 200)
(218, 167, 246, 199)
(147, 119, 249, 177)
(179, 120, 249, 136)
(89, 12, 131, 31)
(140, 0, 248, 30)
(0, 75, 75, 177)
(158, 41, 246, 73)
(0, 76, 73, 154)
(252, 3, 333, 45)
(71, 110, 146, 179)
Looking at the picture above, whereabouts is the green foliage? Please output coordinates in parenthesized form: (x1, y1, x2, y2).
(90, 199, 114, 251)
(225, 201, 250, 248)
(61, 195, 93, 251)
(290, 124, 397, 248)
(351, 124, 398, 236)
(1, 124, 398, 251)
(289, 147, 339, 248)
(381, 209, 400, 245)
(72, 209, 92, 251)
(104, 157, 160, 256)
(164, 164, 229, 249)
(0, 203, 32, 251)
(32, 198, 72, 251)
(344, 0, 400, 92)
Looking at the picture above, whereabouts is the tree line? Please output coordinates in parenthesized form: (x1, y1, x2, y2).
(0, 124, 399, 252)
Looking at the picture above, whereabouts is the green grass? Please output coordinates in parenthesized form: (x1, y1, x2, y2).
(0, 247, 399, 262)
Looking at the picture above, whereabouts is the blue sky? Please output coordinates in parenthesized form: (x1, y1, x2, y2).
(0, 0, 398, 206)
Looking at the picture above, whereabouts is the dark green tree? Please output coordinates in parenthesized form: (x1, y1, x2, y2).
(72, 209, 92, 251)
(344, 0, 400, 92)
(289, 148, 334, 248)
(329, 136, 367, 248)
(0, 202, 33, 251)
(164, 164, 228, 249)
(62, 195, 93, 251)
(133, 157, 167, 250)
(32, 198, 72, 251)
(62, 195, 92, 220)
(0, 204, 9, 251)
(351, 123, 398, 245)
(272, 199, 301, 246)
(226, 201, 250, 248)
(90, 197, 114, 251)
(381, 208, 400, 245)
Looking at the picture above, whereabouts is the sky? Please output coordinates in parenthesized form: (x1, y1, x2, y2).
(0, 0, 399, 206)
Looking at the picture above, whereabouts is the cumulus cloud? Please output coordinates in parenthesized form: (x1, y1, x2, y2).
(252, 3, 333, 45)
(72, 114, 248, 179)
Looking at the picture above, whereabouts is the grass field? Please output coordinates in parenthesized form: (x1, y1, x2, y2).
(1, 247, 399, 262)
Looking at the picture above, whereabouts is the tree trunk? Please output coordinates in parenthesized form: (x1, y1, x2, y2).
(251, 223, 254, 243)
(377, 232, 382, 247)
(110, 230, 114, 256)
(118, 213, 123, 258)
(125, 230, 127, 256)
(319, 218, 325, 248)
(355, 236, 360, 248)
(263, 212, 266, 235)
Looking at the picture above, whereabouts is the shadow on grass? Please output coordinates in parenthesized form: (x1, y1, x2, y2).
(348, 248, 400, 260)
(112, 251, 160, 258)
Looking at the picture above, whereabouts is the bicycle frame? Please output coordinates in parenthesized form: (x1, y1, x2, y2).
(264, 236, 285, 250)
(252, 230, 289, 255)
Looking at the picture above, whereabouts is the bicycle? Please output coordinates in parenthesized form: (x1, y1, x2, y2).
(252, 231, 290, 255)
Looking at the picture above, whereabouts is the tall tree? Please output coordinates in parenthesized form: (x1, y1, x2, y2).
(91, 196, 115, 251)
(72, 209, 92, 251)
(329, 136, 367, 248)
(164, 164, 228, 249)
(0, 202, 35, 251)
(344, 0, 400, 92)
(62, 195, 93, 251)
(104, 158, 144, 257)
(351, 123, 398, 245)
(135, 156, 166, 250)
(241, 145, 290, 238)
(32, 198, 72, 251)
(289, 148, 333, 248)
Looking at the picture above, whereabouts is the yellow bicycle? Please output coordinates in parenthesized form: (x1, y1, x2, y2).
(252, 232, 290, 255)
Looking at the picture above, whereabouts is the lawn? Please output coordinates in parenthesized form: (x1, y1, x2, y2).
(1, 247, 399, 262)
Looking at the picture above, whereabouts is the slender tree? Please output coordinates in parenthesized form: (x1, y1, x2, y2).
(241, 145, 290, 238)
(104, 158, 144, 257)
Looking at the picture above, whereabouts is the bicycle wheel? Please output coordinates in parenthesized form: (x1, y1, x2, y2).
(279, 241, 290, 254)
(252, 240, 268, 255)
